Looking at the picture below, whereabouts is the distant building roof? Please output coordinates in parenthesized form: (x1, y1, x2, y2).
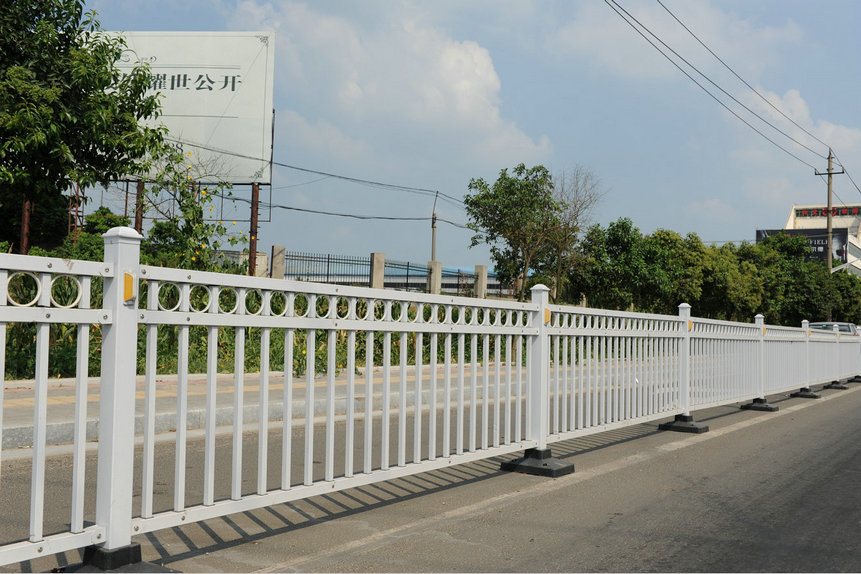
(785, 205, 861, 236)
(784, 204, 861, 276)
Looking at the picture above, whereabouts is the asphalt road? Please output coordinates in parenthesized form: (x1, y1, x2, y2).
(2, 384, 861, 572)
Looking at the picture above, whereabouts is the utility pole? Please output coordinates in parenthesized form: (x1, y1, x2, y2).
(431, 191, 438, 262)
(815, 148, 844, 321)
(249, 182, 260, 276)
(134, 180, 145, 233)
(19, 198, 32, 255)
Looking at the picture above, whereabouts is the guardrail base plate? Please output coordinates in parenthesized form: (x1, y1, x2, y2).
(500, 447, 575, 478)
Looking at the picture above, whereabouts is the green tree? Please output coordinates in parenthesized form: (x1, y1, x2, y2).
(737, 233, 828, 325)
(0, 0, 164, 253)
(696, 243, 762, 322)
(575, 218, 648, 310)
(465, 164, 560, 300)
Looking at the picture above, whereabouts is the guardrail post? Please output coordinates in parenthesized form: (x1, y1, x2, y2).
(87, 227, 144, 569)
(659, 303, 709, 433)
(824, 324, 849, 390)
(500, 284, 574, 477)
(741, 314, 778, 411)
(791, 320, 820, 399)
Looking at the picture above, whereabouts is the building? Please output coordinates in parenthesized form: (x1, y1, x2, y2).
(764, 204, 861, 276)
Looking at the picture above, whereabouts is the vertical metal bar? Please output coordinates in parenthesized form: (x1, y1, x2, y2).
(457, 330, 465, 455)
(232, 293, 246, 500)
(326, 327, 336, 481)
(382, 328, 391, 470)
(30, 303, 50, 542)
(429, 329, 438, 460)
(443, 331, 452, 457)
(346, 328, 356, 477)
(560, 333, 567, 432)
(204, 286, 218, 506)
(304, 324, 316, 485)
(525, 336, 532, 437)
(258, 319, 271, 493)
(174, 282, 191, 512)
(515, 334, 523, 441)
(0, 271, 5, 495)
(553, 334, 560, 433)
(601, 326, 608, 424)
(364, 329, 374, 474)
(569, 334, 577, 429)
(469, 332, 478, 453)
(142, 280, 158, 517)
(283, 325, 294, 489)
(613, 329, 619, 423)
(398, 329, 407, 467)
(493, 334, 501, 446)
(505, 333, 512, 444)
(414, 331, 423, 464)
(481, 336, 490, 449)
(625, 333, 632, 421)
(70, 276, 91, 533)
(577, 332, 584, 429)
(589, 325, 597, 426)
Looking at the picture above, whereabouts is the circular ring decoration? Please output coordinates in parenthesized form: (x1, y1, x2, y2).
(245, 288, 264, 316)
(49, 275, 83, 309)
(7, 272, 41, 307)
(218, 286, 239, 314)
(157, 283, 182, 312)
(269, 291, 288, 317)
(189, 285, 212, 313)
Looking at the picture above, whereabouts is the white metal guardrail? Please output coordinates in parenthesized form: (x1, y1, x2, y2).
(1, 227, 859, 568)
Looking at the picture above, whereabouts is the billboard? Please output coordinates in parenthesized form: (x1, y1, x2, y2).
(755, 228, 848, 263)
(115, 31, 275, 184)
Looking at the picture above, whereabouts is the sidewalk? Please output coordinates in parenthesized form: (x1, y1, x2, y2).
(2, 364, 514, 450)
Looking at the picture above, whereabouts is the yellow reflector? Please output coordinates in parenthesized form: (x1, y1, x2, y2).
(124, 273, 135, 302)
(544, 309, 550, 324)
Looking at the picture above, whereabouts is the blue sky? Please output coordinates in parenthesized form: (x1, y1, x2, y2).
(90, 0, 861, 268)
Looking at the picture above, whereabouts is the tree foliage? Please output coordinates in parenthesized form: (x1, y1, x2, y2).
(0, 0, 164, 251)
(465, 164, 559, 300)
(139, 148, 243, 272)
(569, 220, 861, 327)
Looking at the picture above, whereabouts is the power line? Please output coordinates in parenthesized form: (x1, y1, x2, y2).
(205, 190, 470, 229)
(655, 0, 831, 153)
(655, 0, 861, 202)
(165, 137, 466, 210)
(605, 0, 822, 169)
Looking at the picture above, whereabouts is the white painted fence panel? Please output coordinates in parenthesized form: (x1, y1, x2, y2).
(1, 228, 859, 568)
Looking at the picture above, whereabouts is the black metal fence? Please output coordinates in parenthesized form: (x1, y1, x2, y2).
(282, 252, 371, 287)
(281, 251, 509, 297)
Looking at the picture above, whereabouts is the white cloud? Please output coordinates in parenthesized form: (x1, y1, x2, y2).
(280, 110, 371, 161)
(227, 1, 550, 169)
(549, 1, 803, 81)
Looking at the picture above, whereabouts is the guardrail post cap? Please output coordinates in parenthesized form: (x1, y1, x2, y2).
(102, 226, 143, 243)
(530, 284, 550, 293)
